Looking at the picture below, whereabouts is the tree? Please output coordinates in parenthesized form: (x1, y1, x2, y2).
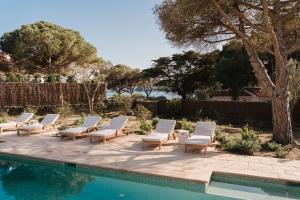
(155, 0, 300, 144)
(72, 61, 108, 114)
(140, 77, 155, 98)
(0, 21, 99, 73)
(216, 41, 257, 100)
(106, 64, 136, 94)
(144, 51, 217, 99)
(123, 68, 141, 95)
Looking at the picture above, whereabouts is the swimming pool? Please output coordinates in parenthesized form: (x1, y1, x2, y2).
(0, 155, 299, 200)
(0, 155, 233, 200)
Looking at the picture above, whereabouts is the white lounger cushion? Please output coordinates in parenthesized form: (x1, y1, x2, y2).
(40, 114, 60, 125)
(155, 119, 176, 133)
(81, 116, 101, 128)
(89, 116, 128, 138)
(185, 135, 211, 145)
(60, 116, 101, 136)
(194, 121, 216, 137)
(89, 129, 116, 137)
(142, 132, 168, 142)
(0, 121, 17, 128)
(142, 119, 176, 142)
(60, 127, 88, 135)
(21, 124, 44, 130)
(16, 113, 34, 123)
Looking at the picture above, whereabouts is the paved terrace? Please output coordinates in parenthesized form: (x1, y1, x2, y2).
(0, 130, 299, 185)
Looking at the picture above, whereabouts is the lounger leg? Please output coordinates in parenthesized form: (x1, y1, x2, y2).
(185, 145, 187, 153)
(73, 135, 75, 141)
(17, 129, 19, 135)
(0, 127, 2, 134)
(204, 146, 207, 154)
(103, 137, 106, 144)
(159, 143, 162, 150)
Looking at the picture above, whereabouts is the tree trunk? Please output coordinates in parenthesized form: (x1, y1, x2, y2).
(272, 92, 293, 144)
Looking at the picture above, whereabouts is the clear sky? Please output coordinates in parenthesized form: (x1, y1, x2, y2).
(0, 0, 185, 69)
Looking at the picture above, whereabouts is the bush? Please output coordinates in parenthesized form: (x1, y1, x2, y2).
(223, 126, 261, 155)
(135, 105, 152, 120)
(275, 146, 289, 159)
(94, 101, 107, 113)
(194, 88, 210, 100)
(0, 118, 7, 124)
(139, 121, 152, 135)
(152, 117, 159, 126)
(166, 98, 181, 117)
(131, 93, 145, 100)
(24, 106, 38, 114)
(266, 141, 280, 151)
(74, 115, 85, 126)
(108, 95, 132, 114)
(58, 125, 67, 130)
(66, 75, 77, 83)
(54, 101, 73, 119)
(180, 118, 193, 132)
(46, 74, 61, 83)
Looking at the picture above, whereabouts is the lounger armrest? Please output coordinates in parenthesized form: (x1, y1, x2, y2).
(43, 124, 56, 129)
(87, 127, 98, 132)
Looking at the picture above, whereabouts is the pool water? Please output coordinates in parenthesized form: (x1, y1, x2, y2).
(0, 155, 234, 200)
(208, 174, 300, 200)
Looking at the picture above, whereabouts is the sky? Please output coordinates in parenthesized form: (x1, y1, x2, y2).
(0, 0, 185, 69)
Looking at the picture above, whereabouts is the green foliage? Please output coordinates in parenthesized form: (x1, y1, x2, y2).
(74, 116, 85, 127)
(24, 106, 38, 114)
(0, 118, 7, 124)
(152, 117, 159, 126)
(143, 51, 217, 99)
(139, 121, 152, 135)
(275, 146, 289, 159)
(46, 74, 61, 83)
(215, 41, 257, 100)
(135, 105, 152, 121)
(5, 72, 26, 82)
(94, 101, 107, 114)
(108, 94, 132, 115)
(194, 82, 222, 100)
(266, 141, 281, 151)
(58, 125, 67, 131)
(180, 118, 193, 132)
(0, 21, 99, 73)
(166, 99, 182, 117)
(223, 127, 261, 155)
(66, 75, 77, 83)
(54, 101, 73, 119)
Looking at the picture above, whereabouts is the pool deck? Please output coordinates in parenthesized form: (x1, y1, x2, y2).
(0, 130, 299, 185)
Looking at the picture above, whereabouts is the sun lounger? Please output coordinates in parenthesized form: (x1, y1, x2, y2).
(185, 121, 216, 153)
(0, 113, 33, 133)
(141, 119, 176, 150)
(89, 116, 128, 143)
(60, 115, 101, 140)
(17, 114, 59, 135)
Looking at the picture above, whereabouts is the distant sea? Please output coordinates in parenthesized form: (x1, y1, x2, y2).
(106, 90, 179, 100)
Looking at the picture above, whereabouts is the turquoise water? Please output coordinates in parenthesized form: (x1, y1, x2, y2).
(208, 174, 300, 200)
(0, 156, 234, 200)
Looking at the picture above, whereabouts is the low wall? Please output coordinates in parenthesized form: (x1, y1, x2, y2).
(136, 99, 300, 123)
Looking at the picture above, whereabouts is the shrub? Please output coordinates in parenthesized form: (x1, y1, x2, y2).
(194, 88, 210, 100)
(166, 98, 181, 117)
(0, 118, 7, 124)
(108, 95, 132, 114)
(58, 125, 67, 130)
(94, 101, 107, 113)
(152, 117, 159, 126)
(215, 128, 226, 143)
(66, 75, 77, 83)
(74, 116, 85, 126)
(131, 93, 145, 100)
(180, 118, 193, 132)
(54, 101, 73, 119)
(46, 74, 61, 83)
(24, 106, 38, 114)
(275, 146, 289, 159)
(266, 141, 280, 151)
(223, 126, 261, 155)
(135, 105, 152, 121)
(139, 121, 152, 135)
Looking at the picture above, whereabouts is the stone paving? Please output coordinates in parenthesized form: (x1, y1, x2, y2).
(0, 130, 299, 185)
